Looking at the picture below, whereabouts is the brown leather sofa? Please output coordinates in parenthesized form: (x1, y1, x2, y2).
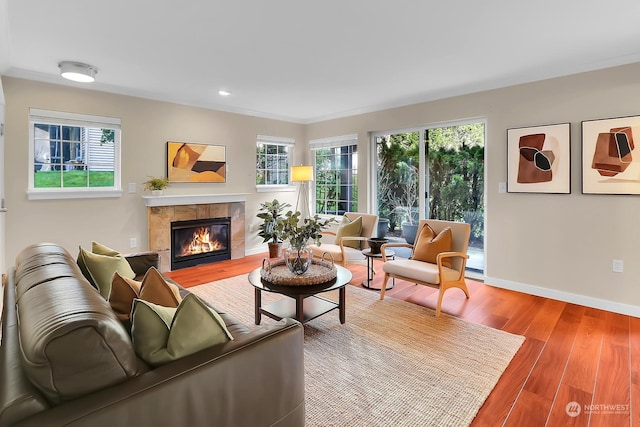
(0, 243, 305, 427)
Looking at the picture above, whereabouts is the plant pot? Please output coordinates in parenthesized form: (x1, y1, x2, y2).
(401, 222, 419, 245)
(151, 189, 163, 196)
(376, 218, 390, 238)
(268, 242, 282, 258)
(367, 237, 389, 255)
(284, 244, 313, 275)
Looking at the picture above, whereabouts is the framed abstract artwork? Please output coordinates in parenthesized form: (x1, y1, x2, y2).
(582, 115, 640, 194)
(167, 141, 226, 183)
(507, 123, 571, 193)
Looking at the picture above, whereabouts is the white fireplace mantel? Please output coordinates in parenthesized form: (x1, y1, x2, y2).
(142, 193, 249, 207)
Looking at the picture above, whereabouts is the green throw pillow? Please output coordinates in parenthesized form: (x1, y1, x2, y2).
(91, 241, 120, 256)
(77, 241, 124, 289)
(78, 247, 136, 300)
(131, 294, 233, 367)
(335, 216, 362, 249)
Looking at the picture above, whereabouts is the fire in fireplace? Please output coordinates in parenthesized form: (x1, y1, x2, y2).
(170, 217, 231, 270)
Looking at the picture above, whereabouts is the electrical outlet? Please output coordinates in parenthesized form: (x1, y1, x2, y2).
(129, 238, 137, 249)
(128, 183, 136, 193)
(612, 259, 623, 273)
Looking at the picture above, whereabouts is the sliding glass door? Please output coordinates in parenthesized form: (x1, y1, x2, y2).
(373, 121, 485, 273)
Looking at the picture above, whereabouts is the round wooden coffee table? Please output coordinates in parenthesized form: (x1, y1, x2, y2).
(248, 265, 352, 325)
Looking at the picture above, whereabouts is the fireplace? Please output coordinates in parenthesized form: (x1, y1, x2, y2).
(170, 217, 231, 270)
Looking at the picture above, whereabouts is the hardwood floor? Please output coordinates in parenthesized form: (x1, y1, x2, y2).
(166, 254, 639, 427)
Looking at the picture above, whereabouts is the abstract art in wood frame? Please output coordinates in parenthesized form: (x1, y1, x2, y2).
(582, 115, 640, 194)
(167, 141, 226, 183)
(507, 123, 571, 194)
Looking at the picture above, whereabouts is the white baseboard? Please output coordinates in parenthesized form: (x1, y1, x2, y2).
(485, 276, 640, 318)
(245, 246, 268, 256)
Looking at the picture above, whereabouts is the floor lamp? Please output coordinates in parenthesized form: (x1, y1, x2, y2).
(291, 165, 313, 220)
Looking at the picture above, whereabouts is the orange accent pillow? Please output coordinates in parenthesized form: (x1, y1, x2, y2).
(412, 225, 453, 268)
(411, 223, 436, 260)
(110, 267, 182, 322)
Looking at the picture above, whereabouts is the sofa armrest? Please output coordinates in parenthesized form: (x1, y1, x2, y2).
(14, 319, 305, 427)
(124, 251, 160, 277)
(0, 271, 49, 427)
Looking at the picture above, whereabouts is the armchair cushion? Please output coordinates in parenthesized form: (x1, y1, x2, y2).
(412, 225, 453, 268)
(382, 259, 460, 284)
(334, 216, 362, 249)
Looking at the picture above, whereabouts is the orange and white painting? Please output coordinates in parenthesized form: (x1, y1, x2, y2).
(167, 141, 226, 183)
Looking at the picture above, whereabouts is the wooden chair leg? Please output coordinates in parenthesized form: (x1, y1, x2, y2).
(379, 274, 390, 300)
(435, 288, 444, 317)
(458, 280, 470, 298)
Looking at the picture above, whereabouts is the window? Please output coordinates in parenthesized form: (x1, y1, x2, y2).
(311, 134, 358, 215)
(28, 108, 122, 200)
(256, 135, 295, 191)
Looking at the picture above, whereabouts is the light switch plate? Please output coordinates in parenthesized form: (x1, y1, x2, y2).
(613, 259, 623, 273)
(128, 183, 136, 193)
(498, 182, 507, 193)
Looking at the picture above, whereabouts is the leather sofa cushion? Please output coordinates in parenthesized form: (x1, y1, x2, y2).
(15, 244, 141, 405)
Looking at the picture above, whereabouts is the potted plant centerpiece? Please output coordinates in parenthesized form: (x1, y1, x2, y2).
(257, 199, 291, 258)
(143, 176, 169, 196)
(278, 211, 334, 275)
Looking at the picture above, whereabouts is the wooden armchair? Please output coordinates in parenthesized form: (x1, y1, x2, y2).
(308, 212, 378, 268)
(379, 219, 471, 316)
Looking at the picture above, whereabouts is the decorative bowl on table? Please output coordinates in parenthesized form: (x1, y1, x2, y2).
(367, 237, 389, 255)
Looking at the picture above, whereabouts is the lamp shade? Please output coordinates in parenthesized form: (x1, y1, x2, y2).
(58, 61, 97, 83)
(291, 165, 313, 182)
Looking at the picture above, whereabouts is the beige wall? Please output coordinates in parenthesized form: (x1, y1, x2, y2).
(2, 77, 304, 266)
(306, 62, 640, 315)
(4, 62, 640, 315)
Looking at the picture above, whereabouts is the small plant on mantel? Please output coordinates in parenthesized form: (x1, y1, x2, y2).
(143, 176, 169, 193)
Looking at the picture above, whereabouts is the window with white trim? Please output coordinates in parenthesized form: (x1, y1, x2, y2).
(310, 134, 358, 215)
(28, 108, 122, 200)
(256, 135, 294, 191)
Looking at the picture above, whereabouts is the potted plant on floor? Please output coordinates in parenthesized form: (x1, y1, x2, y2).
(257, 199, 291, 258)
(143, 176, 169, 196)
(381, 164, 419, 244)
(278, 211, 334, 275)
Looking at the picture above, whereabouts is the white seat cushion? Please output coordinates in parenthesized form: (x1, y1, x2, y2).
(309, 244, 366, 263)
(382, 259, 459, 283)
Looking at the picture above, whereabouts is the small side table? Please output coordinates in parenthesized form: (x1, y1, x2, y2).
(362, 248, 395, 290)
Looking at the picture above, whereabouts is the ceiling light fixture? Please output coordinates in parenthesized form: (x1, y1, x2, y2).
(218, 90, 231, 96)
(58, 61, 97, 83)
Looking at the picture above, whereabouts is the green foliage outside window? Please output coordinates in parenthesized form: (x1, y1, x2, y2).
(376, 123, 484, 243)
(314, 146, 358, 215)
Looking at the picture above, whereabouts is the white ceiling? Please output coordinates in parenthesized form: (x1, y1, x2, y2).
(2, 0, 640, 123)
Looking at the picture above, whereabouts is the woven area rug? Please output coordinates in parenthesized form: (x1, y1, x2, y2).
(190, 276, 524, 427)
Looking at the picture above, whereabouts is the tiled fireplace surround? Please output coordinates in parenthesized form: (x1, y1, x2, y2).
(145, 194, 246, 272)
